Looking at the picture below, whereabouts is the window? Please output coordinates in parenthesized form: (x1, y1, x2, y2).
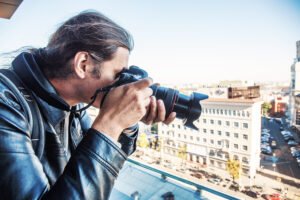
(225, 110, 227, 115)
(234, 144, 238, 149)
(234, 122, 239, 128)
(210, 160, 215, 165)
(203, 119, 207, 123)
(243, 134, 248, 140)
(178, 133, 181, 138)
(178, 125, 181, 129)
(184, 135, 187, 139)
(203, 129, 207, 133)
(246, 111, 250, 117)
(237, 111, 240, 116)
(197, 137, 200, 141)
(218, 131, 222, 136)
(226, 132, 230, 137)
(218, 120, 222, 125)
(233, 110, 236, 116)
(203, 138, 207, 143)
(226, 121, 230, 126)
(210, 130, 214, 134)
(242, 157, 249, 164)
(243, 123, 248, 129)
(162, 131, 164, 134)
(210, 139, 214, 144)
(216, 109, 219, 114)
(220, 109, 223, 115)
(217, 141, 222, 145)
(242, 111, 245, 117)
(213, 109, 215, 114)
(243, 145, 248, 151)
(217, 161, 223, 168)
(228, 110, 232, 115)
(210, 119, 214, 124)
(233, 155, 239, 160)
(190, 136, 193, 141)
(234, 133, 239, 138)
(172, 124, 175, 128)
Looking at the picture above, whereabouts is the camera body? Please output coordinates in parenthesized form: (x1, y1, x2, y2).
(114, 66, 208, 130)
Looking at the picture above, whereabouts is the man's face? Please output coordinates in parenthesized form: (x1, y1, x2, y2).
(86, 47, 130, 108)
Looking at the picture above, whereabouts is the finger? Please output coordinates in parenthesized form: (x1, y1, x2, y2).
(155, 99, 166, 122)
(145, 96, 157, 124)
(140, 87, 153, 99)
(164, 112, 176, 125)
(132, 78, 153, 90)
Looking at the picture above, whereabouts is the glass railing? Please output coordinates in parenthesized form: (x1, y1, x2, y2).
(110, 158, 241, 200)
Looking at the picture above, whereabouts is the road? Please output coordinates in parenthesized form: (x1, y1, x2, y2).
(261, 117, 300, 179)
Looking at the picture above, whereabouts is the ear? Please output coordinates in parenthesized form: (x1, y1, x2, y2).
(73, 51, 90, 79)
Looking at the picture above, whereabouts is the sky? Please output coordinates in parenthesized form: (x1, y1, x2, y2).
(0, 0, 300, 85)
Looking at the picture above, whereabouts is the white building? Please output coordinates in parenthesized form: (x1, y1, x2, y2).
(289, 41, 300, 127)
(158, 98, 262, 181)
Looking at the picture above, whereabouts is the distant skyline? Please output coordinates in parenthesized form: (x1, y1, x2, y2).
(0, 0, 300, 85)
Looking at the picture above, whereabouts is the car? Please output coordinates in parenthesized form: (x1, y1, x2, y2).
(288, 140, 298, 146)
(229, 184, 239, 191)
(293, 151, 300, 157)
(242, 190, 258, 199)
(280, 126, 284, 131)
(262, 128, 270, 133)
(208, 178, 221, 184)
(281, 130, 292, 136)
(271, 140, 277, 148)
(191, 173, 202, 179)
(284, 135, 294, 141)
(261, 147, 272, 155)
(261, 193, 281, 200)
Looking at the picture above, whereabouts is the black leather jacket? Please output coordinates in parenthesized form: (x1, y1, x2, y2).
(0, 53, 138, 200)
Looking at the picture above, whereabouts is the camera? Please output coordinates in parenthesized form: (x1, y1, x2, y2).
(113, 66, 208, 130)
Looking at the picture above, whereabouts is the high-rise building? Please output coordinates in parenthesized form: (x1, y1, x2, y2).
(289, 41, 300, 128)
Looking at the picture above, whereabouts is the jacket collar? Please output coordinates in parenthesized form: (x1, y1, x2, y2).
(12, 52, 70, 126)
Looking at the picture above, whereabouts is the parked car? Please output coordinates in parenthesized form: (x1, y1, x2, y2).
(287, 140, 298, 146)
(242, 190, 258, 199)
(229, 184, 239, 191)
(191, 173, 202, 179)
(261, 193, 281, 200)
(292, 150, 300, 157)
(270, 140, 277, 148)
(208, 178, 221, 185)
(261, 146, 272, 155)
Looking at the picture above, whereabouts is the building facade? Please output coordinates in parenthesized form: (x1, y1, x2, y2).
(289, 41, 300, 128)
(158, 98, 262, 182)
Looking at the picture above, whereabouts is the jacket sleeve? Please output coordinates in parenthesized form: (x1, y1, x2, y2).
(0, 85, 127, 200)
(78, 105, 138, 156)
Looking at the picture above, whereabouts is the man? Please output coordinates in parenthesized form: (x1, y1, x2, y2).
(0, 11, 175, 199)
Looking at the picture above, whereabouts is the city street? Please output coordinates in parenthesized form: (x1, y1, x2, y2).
(261, 117, 300, 179)
(131, 148, 300, 200)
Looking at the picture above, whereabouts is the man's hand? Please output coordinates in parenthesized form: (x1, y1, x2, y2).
(92, 78, 153, 141)
(141, 96, 176, 125)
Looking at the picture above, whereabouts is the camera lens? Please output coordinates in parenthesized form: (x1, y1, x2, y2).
(150, 85, 208, 130)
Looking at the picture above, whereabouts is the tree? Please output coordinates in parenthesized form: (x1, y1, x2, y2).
(226, 159, 240, 181)
(137, 133, 149, 148)
(177, 144, 187, 161)
(262, 102, 272, 116)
